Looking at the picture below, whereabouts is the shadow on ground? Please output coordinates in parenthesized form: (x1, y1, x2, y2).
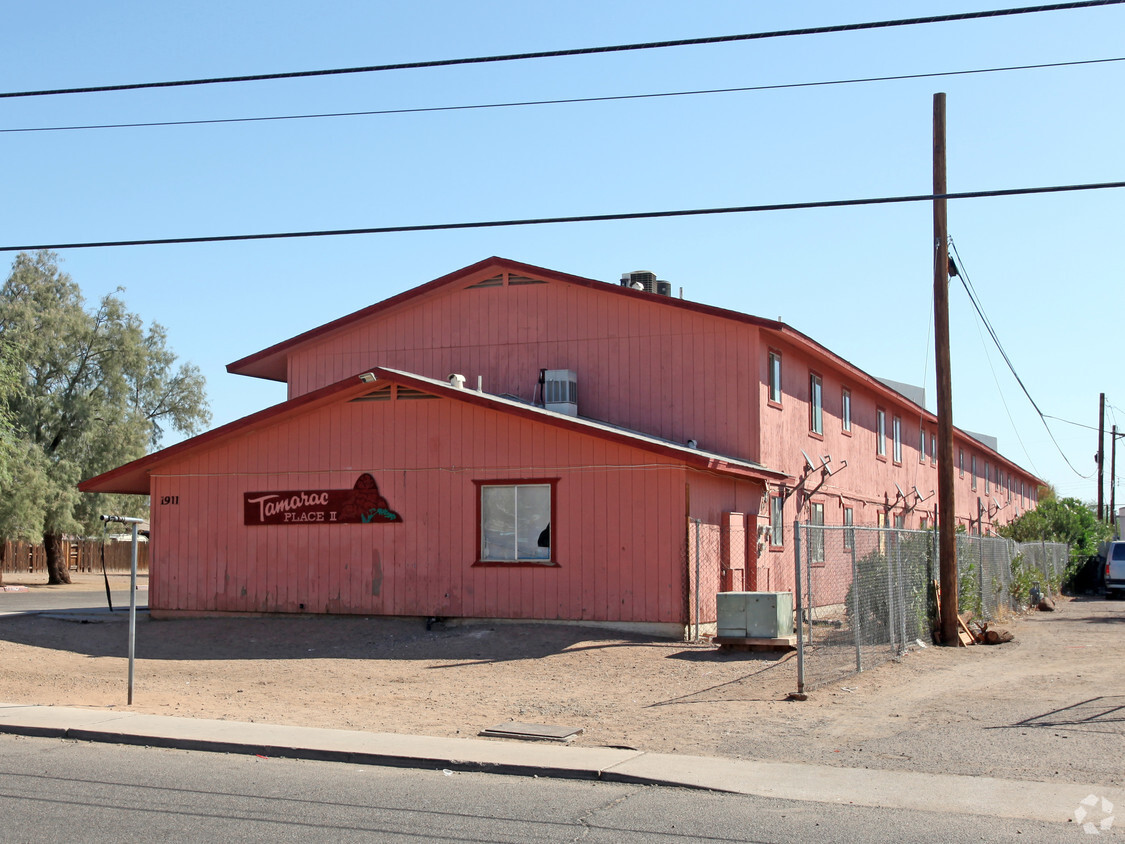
(0, 613, 736, 665)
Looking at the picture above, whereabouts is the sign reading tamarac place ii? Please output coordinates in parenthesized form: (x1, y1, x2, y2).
(243, 473, 401, 526)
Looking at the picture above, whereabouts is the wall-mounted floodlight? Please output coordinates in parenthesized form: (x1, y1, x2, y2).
(359, 372, 377, 383)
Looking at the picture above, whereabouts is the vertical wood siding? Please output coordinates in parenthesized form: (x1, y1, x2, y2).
(285, 271, 761, 464)
(756, 334, 1042, 545)
(149, 393, 693, 623)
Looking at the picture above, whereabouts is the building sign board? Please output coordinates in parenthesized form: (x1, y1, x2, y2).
(244, 473, 401, 525)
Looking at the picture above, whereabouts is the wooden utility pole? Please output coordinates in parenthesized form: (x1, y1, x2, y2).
(934, 92, 958, 646)
(1112, 424, 1118, 527)
(1098, 393, 1106, 520)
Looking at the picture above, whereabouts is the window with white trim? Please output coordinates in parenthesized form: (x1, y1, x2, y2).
(809, 372, 823, 435)
(893, 416, 902, 463)
(985, 461, 991, 494)
(843, 507, 854, 550)
(842, 388, 852, 432)
(919, 427, 926, 463)
(971, 455, 977, 491)
(768, 351, 782, 404)
(876, 409, 886, 457)
(810, 502, 825, 563)
(479, 482, 553, 562)
(770, 495, 784, 546)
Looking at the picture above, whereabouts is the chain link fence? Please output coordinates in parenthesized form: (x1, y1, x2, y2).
(955, 535, 1068, 621)
(791, 524, 1069, 693)
(686, 517, 753, 641)
(794, 524, 934, 692)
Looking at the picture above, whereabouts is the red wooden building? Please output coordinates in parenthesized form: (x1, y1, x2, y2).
(81, 257, 1040, 634)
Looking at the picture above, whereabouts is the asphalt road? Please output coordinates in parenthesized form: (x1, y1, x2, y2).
(0, 584, 145, 615)
(0, 735, 1085, 843)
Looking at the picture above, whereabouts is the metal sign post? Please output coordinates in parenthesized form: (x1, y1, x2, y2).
(100, 514, 144, 705)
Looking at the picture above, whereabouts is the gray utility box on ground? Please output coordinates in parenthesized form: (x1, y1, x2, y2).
(716, 592, 795, 639)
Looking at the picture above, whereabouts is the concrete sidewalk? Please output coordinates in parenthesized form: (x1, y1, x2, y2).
(1, 702, 1119, 826)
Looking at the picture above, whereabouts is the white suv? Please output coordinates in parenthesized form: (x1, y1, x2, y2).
(1106, 541, 1125, 598)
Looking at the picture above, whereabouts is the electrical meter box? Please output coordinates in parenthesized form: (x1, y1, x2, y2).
(716, 592, 795, 639)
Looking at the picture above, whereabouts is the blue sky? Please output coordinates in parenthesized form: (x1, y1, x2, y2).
(2, 1, 1122, 503)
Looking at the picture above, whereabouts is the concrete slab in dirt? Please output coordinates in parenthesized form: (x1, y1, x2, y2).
(479, 722, 583, 742)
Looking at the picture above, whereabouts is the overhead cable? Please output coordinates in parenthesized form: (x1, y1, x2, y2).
(3, 181, 1123, 253)
(949, 237, 1095, 478)
(2, 1, 1122, 99)
(5, 56, 1121, 135)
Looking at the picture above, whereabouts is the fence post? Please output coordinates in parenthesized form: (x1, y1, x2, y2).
(850, 534, 862, 672)
(688, 522, 697, 639)
(896, 530, 907, 655)
(793, 520, 805, 695)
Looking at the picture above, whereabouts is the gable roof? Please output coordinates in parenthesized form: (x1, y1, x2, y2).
(80, 366, 787, 495)
(226, 256, 785, 382)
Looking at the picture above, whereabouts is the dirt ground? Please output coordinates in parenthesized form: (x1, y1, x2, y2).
(2, 572, 1122, 788)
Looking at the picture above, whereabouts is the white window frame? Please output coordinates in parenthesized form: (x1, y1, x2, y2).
(876, 409, 886, 457)
(768, 351, 782, 405)
(809, 372, 823, 435)
(809, 502, 825, 564)
(770, 495, 785, 546)
(892, 416, 902, 464)
(841, 389, 852, 432)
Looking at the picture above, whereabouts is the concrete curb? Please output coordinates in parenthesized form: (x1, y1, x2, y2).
(1, 703, 1120, 825)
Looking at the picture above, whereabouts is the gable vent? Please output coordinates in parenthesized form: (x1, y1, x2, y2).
(395, 386, 438, 400)
(466, 274, 504, 289)
(350, 385, 392, 402)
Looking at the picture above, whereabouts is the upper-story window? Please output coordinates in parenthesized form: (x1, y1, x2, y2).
(768, 351, 782, 405)
(892, 416, 902, 464)
(876, 409, 886, 458)
(931, 433, 937, 465)
(959, 448, 964, 477)
(919, 427, 926, 463)
(985, 461, 991, 494)
(841, 388, 852, 433)
(971, 455, 977, 491)
(809, 373, 823, 435)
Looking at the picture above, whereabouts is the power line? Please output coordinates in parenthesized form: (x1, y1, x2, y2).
(2, 1, 1121, 100)
(949, 237, 1095, 478)
(5, 56, 1121, 135)
(3, 181, 1123, 253)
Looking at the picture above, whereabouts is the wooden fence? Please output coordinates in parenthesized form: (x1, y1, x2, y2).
(0, 539, 149, 576)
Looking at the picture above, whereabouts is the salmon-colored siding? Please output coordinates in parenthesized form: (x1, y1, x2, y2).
(754, 331, 1039, 540)
(84, 256, 1041, 629)
(148, 390, 705, 623)
(285, 269, 763, 463)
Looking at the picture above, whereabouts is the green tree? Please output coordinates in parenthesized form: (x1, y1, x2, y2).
(0, 251, 210, 583)
(998, 494, 1111, 565)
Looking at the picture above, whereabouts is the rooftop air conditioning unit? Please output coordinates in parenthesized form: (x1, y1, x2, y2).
(542, 369, 578, 416)
(716, 592, 794, 639)
(620, 270, 656, 293)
